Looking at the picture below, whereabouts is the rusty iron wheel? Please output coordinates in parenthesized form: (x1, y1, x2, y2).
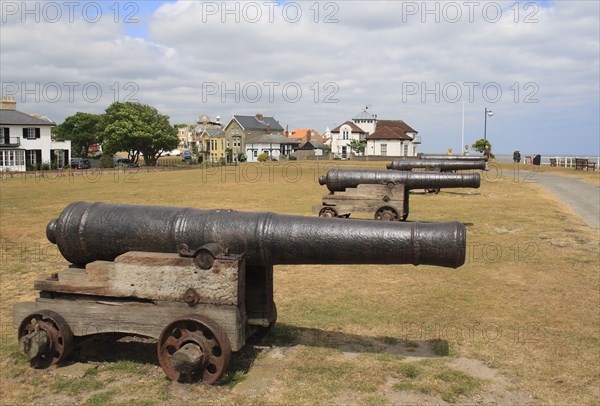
(157, 315, 231, 384)
(319, 206, 338, 218)
(374, 206, 400, 221)
(18, 310, 73, 369)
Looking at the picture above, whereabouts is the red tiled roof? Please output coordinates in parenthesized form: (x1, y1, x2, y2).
(331, 121, 365, 133)
(366, 126, 413, 140)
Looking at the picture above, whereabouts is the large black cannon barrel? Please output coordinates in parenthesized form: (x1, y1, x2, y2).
(418, 154, 488, 161)
(47, 202, 466, 268)
(387, 159, 486, 171)
(319, 169, 480, 193)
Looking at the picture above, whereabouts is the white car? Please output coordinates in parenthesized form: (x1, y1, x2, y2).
(164, 149, 181, 156)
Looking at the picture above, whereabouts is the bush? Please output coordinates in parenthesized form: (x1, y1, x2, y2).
(40, 162, 51, 171)
(99, 155, 115, 168)
(257, 153, 268, 162)
(288, 155, 297, 161)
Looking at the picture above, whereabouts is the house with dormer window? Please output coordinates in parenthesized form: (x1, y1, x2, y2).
(332, 107, 420, 158)
(0, 97, 71, 171)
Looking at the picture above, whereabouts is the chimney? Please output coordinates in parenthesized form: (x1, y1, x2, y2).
(265, 123, 270, 133)
(256, 113, 263, 121)
(1, 96, 16, 110)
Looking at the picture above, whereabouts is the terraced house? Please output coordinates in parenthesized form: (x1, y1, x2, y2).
(223, 113, 285, 162)
(0, 97, 71, 171)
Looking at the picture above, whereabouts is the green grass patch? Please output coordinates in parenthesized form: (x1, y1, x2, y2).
(102, 360, 145, 374)
(221, 370, 247, 387)
(392, 362, 484, 403)
(51, 377, 105, 396)
(84, 390, 116, 406)
(272, 323, 300, 344)
(397, 363, 421, 379)
(432, 339, 450, 356)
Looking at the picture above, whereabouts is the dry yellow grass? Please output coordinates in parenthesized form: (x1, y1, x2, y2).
(0, 161, 598, 405)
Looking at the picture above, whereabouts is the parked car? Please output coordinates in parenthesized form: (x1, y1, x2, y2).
(114, 158, 139, 168)
(70, 158, 91, 169)
(164, 149, 181, 156)
(182, 149, 192, 162)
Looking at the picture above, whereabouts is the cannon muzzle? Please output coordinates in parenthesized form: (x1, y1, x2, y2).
(386, 159, 486, 171)
(319, 169, 480, 192)
(47, 202, 466, 268)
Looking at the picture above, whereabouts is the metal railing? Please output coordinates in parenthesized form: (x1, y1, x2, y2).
(0, 136, 21, 146)
(523, 155, 600, 167)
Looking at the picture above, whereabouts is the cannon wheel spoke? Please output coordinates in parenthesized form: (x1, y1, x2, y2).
(374, 206, 400, 221)
(157, 315, 231, 385)
(18, 310, 73, 369)
(319, 206, 339, 218)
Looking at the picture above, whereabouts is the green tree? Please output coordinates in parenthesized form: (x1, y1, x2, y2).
(349, 139, 366, 155)
(471, 138, 492, 153)
(101, 102, 178, 166)
(53, 112, 102, 158)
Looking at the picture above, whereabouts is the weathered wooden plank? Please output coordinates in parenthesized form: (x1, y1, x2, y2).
(33, 252, 244, 306)
(314, 184, 407, 218)
(13, 298, 246, 351)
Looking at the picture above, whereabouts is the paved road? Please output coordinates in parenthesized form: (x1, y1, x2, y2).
(503, 169, 600, 229)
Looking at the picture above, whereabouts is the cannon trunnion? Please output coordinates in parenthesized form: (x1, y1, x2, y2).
(14, 202, 467, 384)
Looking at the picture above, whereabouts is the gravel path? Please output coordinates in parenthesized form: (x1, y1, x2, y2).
(502, 169, 599, 229)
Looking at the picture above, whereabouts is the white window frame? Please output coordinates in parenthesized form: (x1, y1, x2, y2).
(25, 128, 36, 139)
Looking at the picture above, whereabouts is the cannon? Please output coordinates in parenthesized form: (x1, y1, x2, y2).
(315, 169, 480, 221)
(386, 159, 486, 172)
(14, 201, 466, 384)
(418, 154, 488, 161)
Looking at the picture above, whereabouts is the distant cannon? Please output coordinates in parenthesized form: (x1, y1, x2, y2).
(15, 201, 467, 384)
(319, 169, 480, 193)
(316, 169, 480, 221)
(386, 159, 486, 171)
(418, 154, 488, 161)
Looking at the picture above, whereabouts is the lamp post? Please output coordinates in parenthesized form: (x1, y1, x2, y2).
(484, 108, 493, 141)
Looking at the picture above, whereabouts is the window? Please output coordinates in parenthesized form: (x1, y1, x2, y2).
(26, 150, 40, 166)
(253, 150, 257, 158)
(1, 128, 9, 144)
(24, 128, 38, 139)
(342, 130, 349, 140)
(380, 144, 387, 156)
(404, 144, 409, 156)
(2, 150, 25, 167)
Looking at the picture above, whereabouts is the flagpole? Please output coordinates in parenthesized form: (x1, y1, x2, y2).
(461, 99, 465, 154)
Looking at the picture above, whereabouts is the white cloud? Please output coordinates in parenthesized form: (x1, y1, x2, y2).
(1, 0, 598, 154)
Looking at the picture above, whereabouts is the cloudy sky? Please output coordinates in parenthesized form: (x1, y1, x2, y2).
(1, 1, 598, 154)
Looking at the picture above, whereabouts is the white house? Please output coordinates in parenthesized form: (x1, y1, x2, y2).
(330, 121, 367, 159)
(351, 108, 377, 135)
(365, 120, 420, 157)
(245, 134, 300, 162)
(0, 97, 71, 171)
